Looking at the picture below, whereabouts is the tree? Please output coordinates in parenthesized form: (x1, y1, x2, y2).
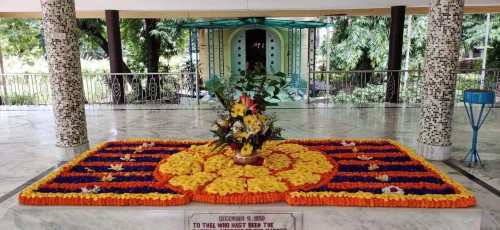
(77, 18, 145, 97)
(77, 19, 133, 73)
(121, 18, 189, 99)
(321, 16, 390, 71)
(0, 19, 44, 67)
(402, 15, 428, 70)
(321, 15, 429, 71)
(145, 19, 162, 99)
(461, 14, 500, 68)
(78, 18, 191, 100)
(0, 19, 44, 104)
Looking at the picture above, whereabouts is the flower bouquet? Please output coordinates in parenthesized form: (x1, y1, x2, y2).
(208, 67, 287, 164)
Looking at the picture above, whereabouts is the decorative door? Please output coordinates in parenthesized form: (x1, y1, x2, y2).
(231, 32, 246, 75)
(266, 30, 280, 74)
(231, 29, 280, 75)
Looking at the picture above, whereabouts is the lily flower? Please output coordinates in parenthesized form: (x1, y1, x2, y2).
(109, 163, 124, 171)
(101, 173, 115, 182)
(357, 155, 373, 161)
(341, 141, 356, 147)
(120, 154, 136, 162)
(375, 174, 390, 181)
(368, 164, 379, 171)
(134, 146, 144, 153)
(81, 185, 100, 194)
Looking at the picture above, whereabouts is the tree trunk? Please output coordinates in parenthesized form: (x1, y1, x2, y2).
(93, 27, 138, 86)
(77, 21, 144, 96)
(145, 19, 161, 100)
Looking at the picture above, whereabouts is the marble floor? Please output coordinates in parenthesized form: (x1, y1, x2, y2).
(0, 103, 499, 226)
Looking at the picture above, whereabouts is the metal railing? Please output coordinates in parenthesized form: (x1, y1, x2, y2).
(309, 68, 500, 104)
(1, 69, 499, 106)
(0, 72, 199, 106)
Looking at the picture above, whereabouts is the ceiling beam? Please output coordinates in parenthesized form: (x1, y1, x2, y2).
(1, 6, 499, 18)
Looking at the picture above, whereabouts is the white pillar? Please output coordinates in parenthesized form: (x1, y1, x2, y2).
(417, 0, 464, 161)
(40, 0, 89, 161)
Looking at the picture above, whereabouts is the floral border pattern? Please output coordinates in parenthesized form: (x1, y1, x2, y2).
(19, 139, 475, 208)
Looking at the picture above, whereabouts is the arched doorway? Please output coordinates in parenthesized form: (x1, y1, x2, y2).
(246, 29, 266, 72)
(231, 29, 281, 75)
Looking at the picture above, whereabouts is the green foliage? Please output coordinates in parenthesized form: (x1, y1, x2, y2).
(402, 16, 428, 70)
(455, 73, 497, 90)
(330, 81, 424, 104)
(207, 65, 287, 111)
(151, 19, 190, 58)
(331, 83, 386, 103)
(321, 16, 429, 71)
(400, 85, 422, 103)
(488, 40, 500, 68)
(0, 19, 44, 63)
(8, 93, 36, 105)
(208, 65, 286, 153)
(462, 14, 500, 68)
(321, 16, 390, 71)
(121, 18, 192, 72)
(76, 19, 108, 60)
(121, 19, 146, 72)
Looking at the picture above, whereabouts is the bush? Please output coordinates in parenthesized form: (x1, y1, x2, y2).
(8, 93, 36, 105)
(331, 83, 386, 103)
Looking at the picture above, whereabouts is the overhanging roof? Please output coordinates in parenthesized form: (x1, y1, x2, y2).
(0, 0, 499, 18)
(179, 18, 332, 29)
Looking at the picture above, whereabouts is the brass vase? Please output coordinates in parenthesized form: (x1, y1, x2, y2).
(233, 149, 259, 164)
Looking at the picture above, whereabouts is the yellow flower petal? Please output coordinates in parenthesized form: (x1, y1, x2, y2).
(240, 143, 254, 156)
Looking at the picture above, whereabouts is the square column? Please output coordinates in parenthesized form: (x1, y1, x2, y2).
(40, 0, 89, 161)
(418, 0, 464, 161)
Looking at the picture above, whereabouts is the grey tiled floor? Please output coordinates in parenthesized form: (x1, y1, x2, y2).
(0, 103, 499, 223)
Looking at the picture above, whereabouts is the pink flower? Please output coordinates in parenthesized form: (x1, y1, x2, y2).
(245, 98, 258, 114)
(239, 93, 247, 102)
(251, 107, 258, 115)
(230, 143, 238, 150)
(245, 98, 254, 106)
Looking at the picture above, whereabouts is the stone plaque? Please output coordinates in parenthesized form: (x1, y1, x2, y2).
(186, 212, 300, 230)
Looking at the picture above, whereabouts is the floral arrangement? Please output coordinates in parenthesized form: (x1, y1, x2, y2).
(19, 139, 475, 208)
(208, 68, 287, 155)
(210, 93, 282, 155)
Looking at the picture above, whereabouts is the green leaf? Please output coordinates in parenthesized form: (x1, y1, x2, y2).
(268, 81, 279, 87)
(216, 143, 229, 154)
(210, 140, 226, 153)
(273, 87, 280, 96)
(269, 65, 276, 74)
(275, 72, 286, 78)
